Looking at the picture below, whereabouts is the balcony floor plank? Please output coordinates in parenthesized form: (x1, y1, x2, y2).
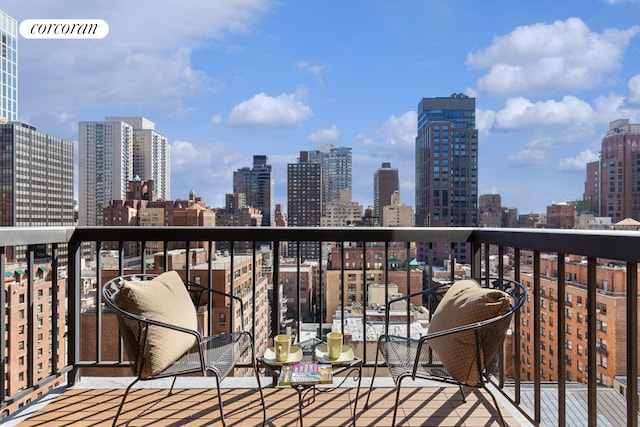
(12, 385, 524, 426)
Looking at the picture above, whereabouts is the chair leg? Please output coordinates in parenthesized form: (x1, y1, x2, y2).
(485, 386, 506, 427)
(392, 375, 408, 426)
(364, 342, 382, 409)
(458, 384, 467, 403)
(253, 360, 267, 425)
(112, 378, 139, 427)
(212, 373, 227, 427)
(168, 376, 178, 396)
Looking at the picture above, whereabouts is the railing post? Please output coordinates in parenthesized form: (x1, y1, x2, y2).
(271, 240, 279, 339)
(533, 250, 541, 424)
(513, 247, 522, 405)
(586, 257, 597, 427)
(557, 253, 566, 427)
(470, 239, 481, 278)
(26, 247, 34, 390)
(0, 247, 6, 406)
(67, 235, 82, 386)
(626, 261, 638, 427)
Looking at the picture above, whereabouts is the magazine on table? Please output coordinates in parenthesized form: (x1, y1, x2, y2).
(277, 363, 333, 386)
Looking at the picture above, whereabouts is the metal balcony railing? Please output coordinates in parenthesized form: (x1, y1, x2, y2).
(0, 226, 638, 426)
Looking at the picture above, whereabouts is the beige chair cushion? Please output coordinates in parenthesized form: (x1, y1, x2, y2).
(114, 271, 198, 379)
(428, 279, 511, 386)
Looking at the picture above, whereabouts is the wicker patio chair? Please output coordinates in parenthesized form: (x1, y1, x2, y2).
(364, 277, 526, 426)
(102, 271, 266, 427)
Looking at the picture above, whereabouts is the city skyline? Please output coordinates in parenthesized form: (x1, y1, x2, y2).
(3, 1, 640, 214)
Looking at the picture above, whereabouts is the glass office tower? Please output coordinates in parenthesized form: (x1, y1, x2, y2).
(0, 11, 18, 122)
(415, 94, 478, 265)
(0, 122, 74, 259)
(307, 145, 352, 216)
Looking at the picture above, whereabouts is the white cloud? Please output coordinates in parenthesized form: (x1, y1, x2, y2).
(475, 109, 496, 137)
(594, 93, 640, 123)
(171, 140, 248, 206)
(355, 133, 374, 146)
(628, 74, 640, 104)
(227, 92, 313, 128)
(309, 125, 340, 142)
(493, 96, 595, 131)
(379, 111, 417, 146)
(10, 0, 270, 115)
(556, 149, 599, 171)
(507, 147, 549, 165)
(467, 18, 640, 96)
(295, 60, 325, 76)
(211, 115, 222, 125)
(20, 111, 78, 141)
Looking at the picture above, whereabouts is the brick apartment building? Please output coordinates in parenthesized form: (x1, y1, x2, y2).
(516, 253, 638, 386)
(103, 181, 216, 256)
(3, 263, 67, 416)
(278, 261, 316, 325)
(545, 202, 575, 229)
(324, 242, 423, 323)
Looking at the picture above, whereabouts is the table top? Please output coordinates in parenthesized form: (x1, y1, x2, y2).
(259, 337, 361, 368)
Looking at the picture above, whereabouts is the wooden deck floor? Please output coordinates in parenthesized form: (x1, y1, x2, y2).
(12, 384, 523, 426)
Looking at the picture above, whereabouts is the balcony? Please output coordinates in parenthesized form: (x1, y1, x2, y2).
(1, 226, 638, 426)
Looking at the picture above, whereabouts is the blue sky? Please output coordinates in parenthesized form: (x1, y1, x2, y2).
(4, 0, 640, 214)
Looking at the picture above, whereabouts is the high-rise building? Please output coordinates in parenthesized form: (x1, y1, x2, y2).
(321, 189, 363, 227)
(106, 117, 170, 201)
(0, 11, 18, 122)
(233, 155, 274, 226)
(373, 162, 399, 226)
(382, 190, 414, 227)
(0, 122, 74, 259)
(307, 145, 351, 215)
(415, 94, 478, 264)
(287, 151, 322, 260)
(584, 119, 640, 222)
(479, 194, 504, 228)
(79, 117, 170, 226)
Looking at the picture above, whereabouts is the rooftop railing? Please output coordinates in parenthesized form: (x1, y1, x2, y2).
(0, 225, 638, 426)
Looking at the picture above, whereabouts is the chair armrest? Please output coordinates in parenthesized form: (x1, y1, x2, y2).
(383, 282, 451, 329)
(185, 280, 246, 330)
(385, 282, 451, 309)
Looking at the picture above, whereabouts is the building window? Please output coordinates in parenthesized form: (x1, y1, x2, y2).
(596, 303, 607, 315)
